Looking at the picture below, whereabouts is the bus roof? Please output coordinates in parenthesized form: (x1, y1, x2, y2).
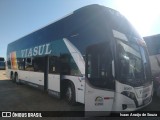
(7, 4, 117, 53)
(7, 4, 138, 56)
(8, 5, 110, 44)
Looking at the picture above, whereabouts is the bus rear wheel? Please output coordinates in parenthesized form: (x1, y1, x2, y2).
(11, 73, 15, 82)
(65, 82, 76, 105)
(15, 74, 20, 84)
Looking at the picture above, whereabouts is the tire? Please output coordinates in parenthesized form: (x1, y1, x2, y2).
(15, 74, 20, 85)
(65, 82, 76, 105)
(11, 73, 15, 82)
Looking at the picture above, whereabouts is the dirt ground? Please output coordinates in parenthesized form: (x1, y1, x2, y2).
(0, 70, 159, 119)
(0, 70, 8, 80)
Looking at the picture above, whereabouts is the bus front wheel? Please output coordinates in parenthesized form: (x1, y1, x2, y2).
(65, 82, 76, 105)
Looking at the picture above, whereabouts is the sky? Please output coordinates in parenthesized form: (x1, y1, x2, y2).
(0, 0, 160, 59)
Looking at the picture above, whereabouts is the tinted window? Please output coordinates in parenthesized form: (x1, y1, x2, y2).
(49, 56, 59, 74)
(25, 58, 34, 71)
(60, 54, 81, 76)
(116, 39, 149, 86)
(86, 42, 114, 89)
(17, 58, 25, 70)
(25, 57, 44, 72)
(33, 57, 45, 72)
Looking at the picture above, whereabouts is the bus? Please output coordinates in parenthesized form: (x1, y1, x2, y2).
(0, 57, 5, 70)
(7, 4, 153, 116)
(144, 34, 160, 97)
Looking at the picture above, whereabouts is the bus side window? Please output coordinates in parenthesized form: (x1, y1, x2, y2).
(60, 54, 81, 76)
(18, 58, 25, 70)
(33, 57, 45, 72)
(25, 58, 34, 71)
(60, 54, 71, 75)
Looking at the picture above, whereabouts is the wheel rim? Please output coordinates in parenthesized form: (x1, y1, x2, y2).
(66, 87, 72, 102)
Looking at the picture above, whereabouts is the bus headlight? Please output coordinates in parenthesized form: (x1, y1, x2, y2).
(121, 91, 136, 100)
(121, 91, 139, 108)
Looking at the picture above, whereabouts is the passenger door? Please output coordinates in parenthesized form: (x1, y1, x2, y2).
(48, 56, 61, 98)
(85, 42, 115, 116)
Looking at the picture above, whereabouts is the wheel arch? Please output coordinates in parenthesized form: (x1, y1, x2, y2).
(61, 79, 77, 104)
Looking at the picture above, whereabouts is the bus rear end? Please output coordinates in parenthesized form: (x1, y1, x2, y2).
(0, 57, 5, 70)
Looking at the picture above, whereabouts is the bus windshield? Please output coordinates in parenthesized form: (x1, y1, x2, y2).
(117, 39, 152, 87)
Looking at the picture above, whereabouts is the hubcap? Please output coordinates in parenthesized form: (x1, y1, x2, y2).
(66, 87, 72, 101)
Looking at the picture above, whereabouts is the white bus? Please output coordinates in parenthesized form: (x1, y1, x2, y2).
(144, 34, 160, 97)
(7, 4, 153, 116)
